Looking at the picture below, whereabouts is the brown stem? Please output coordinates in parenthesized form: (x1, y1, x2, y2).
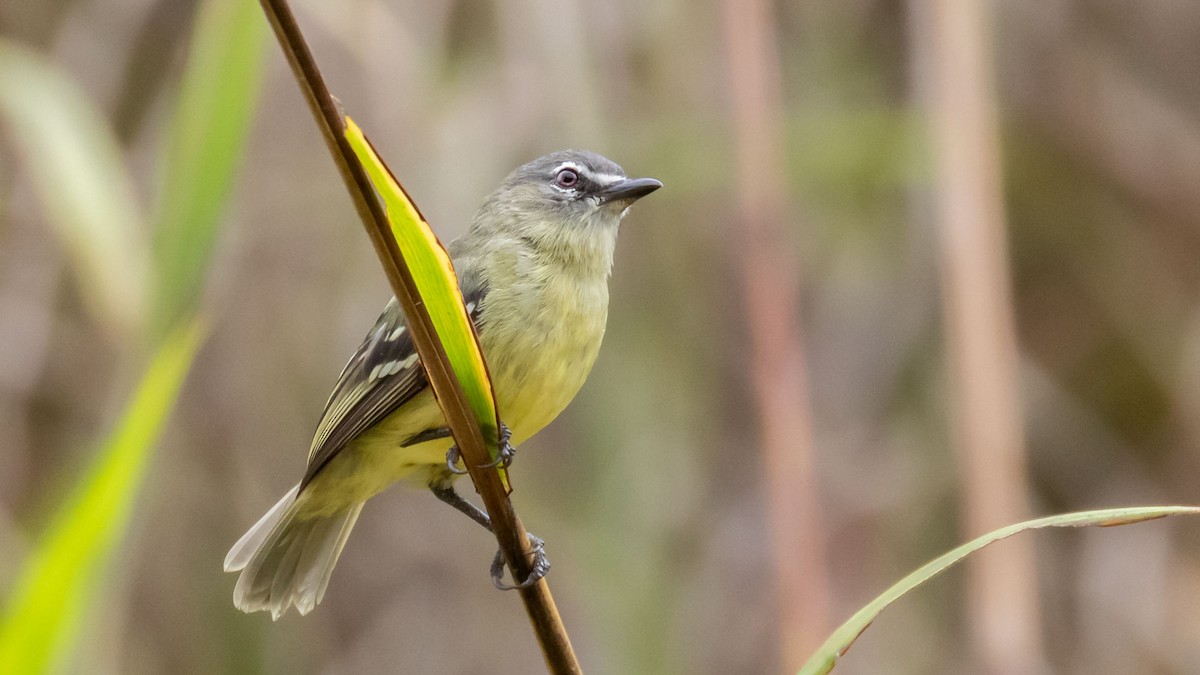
(913, 0, 1045, 672)
(256, 1, 580, 672)
(721, 0, 832, 668)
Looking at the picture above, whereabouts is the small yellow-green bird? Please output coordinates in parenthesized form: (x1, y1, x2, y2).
(225, 150, 660, 619)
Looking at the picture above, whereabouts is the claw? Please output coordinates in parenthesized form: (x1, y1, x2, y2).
(445, 446, 468, 475)
(483, 437, 516, 470)
(482, 422, 516, 469)
(491, 534, 550, 590)
(448, 422, 517, 473)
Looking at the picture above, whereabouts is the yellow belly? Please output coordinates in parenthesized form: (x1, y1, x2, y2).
(472, 268, 609, 444)
(296, 275, 608, 517)
(487, 318, 604, 445)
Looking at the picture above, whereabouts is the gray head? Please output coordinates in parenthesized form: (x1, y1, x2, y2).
(500, 150, 662, 210)
(467, 150, 661, 274)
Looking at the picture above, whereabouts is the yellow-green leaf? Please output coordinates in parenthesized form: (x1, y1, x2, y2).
(798, 506, 1200, 675)
(343, 116, 507, 489)
(152, 0, 268, 337)
(0, 319, 206, 675)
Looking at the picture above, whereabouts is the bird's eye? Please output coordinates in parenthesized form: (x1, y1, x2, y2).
(555, 168, 580, 189)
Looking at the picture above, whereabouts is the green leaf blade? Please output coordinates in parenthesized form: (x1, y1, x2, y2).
(343, 117, 506, 488)
(152, 0, 268, 336)
(798, 506, 1200, 675)
(0, 319, 206, 675)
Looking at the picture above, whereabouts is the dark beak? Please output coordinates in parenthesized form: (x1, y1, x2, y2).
(599, 177, 663, 205)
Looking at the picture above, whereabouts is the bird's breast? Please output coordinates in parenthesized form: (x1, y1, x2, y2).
(479, 273, 609, 443)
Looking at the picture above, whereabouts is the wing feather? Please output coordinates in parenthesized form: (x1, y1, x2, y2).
(300, 285, 486, 489)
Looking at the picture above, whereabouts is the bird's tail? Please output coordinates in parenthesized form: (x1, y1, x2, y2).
(224, 485, 363, 620)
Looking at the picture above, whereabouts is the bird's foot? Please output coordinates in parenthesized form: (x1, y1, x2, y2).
(490, 533, 550, 590)
(482, 422, 516, 469)
(444, 422, 516, 474)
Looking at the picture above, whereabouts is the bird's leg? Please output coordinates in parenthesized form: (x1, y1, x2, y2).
(403, 427, 453, 446)
(428, 478, 550, 590)
(430, 481, 493, 531)
(402, 427, 469, 475)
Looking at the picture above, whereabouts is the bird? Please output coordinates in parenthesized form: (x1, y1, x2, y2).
(224, 149, 661, 619)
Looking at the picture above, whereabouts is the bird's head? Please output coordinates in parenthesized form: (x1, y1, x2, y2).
(469, 150, 662, 275)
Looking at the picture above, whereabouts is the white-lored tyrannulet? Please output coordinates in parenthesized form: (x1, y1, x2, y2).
(225, 150, 661, 619)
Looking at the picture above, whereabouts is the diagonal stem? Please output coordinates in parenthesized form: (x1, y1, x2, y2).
(256, 1, 580, 671)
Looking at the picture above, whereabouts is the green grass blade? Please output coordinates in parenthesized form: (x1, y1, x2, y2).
(798, 506, 1200, 675)
(152, 0, 267, 336)
(343, 117, 507, 489)
(0, 40, 148, 338)
(0, 319, 205, 675)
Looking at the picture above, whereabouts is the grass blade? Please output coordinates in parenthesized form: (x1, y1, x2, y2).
(344, 117, 507, 489)
(797, 506, 1200, 675)
(0, 40, 147, 338)
(152, 0, 267, 335)
(0, 319, 206, 675)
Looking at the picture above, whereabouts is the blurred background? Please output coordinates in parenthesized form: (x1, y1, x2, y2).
(3, 0, 1200, 673)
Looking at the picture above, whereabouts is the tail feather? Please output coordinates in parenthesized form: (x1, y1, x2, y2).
(225, 485, 363, 619)
(224, 485, 299, 573)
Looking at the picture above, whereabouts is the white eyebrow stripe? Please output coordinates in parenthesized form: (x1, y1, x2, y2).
(551, 161, 626, 188)
(553, 161, 586, 174)
(590, 173, 627, 186)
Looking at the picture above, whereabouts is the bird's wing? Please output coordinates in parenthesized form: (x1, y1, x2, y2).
(300, 286, 486, 489)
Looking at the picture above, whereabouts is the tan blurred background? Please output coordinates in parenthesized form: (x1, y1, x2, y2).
(4, 0, 1200, 673)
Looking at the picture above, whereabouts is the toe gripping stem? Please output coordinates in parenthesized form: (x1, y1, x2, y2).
(445, 421, 515, 475)
(491, 534, 550, 590)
